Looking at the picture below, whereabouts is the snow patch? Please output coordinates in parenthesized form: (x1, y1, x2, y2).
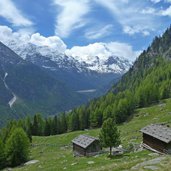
(3, 72, 17, 108)
(8, 95, 17, 108)
(76, 89, 96, 93)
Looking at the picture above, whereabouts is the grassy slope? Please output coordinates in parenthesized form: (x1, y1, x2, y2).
(13, 99, 171, 171)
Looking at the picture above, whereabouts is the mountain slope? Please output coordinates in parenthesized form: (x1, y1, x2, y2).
(2, 39, 131, 97)
(0, 42, 86, 126)
(13, 98, 171, 171)
(113, 27, 171, 93)
(66, 26, 171, 129)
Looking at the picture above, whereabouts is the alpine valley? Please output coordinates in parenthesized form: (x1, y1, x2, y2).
(2, 25, 171, 171)
(2, 1, 171, 171)
(0, 39, 131, 126)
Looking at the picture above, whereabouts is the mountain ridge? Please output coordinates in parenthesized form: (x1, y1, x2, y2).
(1, 38, 131, 96)
(6, 40, 131, 74)
(0, 41, 87, 126)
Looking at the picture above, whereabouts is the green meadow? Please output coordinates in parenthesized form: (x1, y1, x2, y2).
(12, 99, 171, 171)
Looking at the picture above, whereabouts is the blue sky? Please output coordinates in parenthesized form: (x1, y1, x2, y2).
(0, 0, 171, 60)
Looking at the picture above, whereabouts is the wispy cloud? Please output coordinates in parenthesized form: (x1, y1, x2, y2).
(150, 0, 171, 3)
(95, 0, 162, 36)
(52, 0, 171, 38)
(150, 0, 161, 3)
(141, 7, 157, 15)
(53, 0, 90, 38)
(123, 26, 150, 36)
(0, 0, 33, 27)
(85, 24, 113, 39)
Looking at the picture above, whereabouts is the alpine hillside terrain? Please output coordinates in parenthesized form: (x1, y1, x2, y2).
(2, 38, 131, 97)
(0, 42, 87, 127)
(66, 26, 171, 130)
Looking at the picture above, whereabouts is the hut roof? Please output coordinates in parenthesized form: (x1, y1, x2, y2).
(140, 124, 171, 143)
(72, 135, 99, 149)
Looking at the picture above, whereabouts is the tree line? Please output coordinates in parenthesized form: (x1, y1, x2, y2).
(1, 57, 171, 140)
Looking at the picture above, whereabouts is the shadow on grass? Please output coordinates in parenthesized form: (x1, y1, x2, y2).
(107, 153, 130, 160)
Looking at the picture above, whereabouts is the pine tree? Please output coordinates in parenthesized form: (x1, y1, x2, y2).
(0, 137, 6, 169)
(52, 116, 59, 135)
(99, 118, 120, 156)
(90, 111, 98, 128)
(60, 113, 67, 133)
(31, 114, 44, 136)
(44, 119, 51, 136)
(5, 128, 30, 166)
(24, 117, 32, 142)
(31, 115, 39, 135)
(71, 113, 80, 131)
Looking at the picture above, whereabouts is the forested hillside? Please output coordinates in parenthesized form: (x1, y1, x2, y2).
(113, 27, 171, 92)
(2, 27, 171, 137)
(64, 26, 171, 130)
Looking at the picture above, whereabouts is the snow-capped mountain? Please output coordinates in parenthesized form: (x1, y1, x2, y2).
(4, 40, 131, 74)
(0, 26, 134, 97)
(0, 30, 132, 98)
(0, 26, 132, 74)
(68, 55, 131, 73)
(66, 42, 132, 73)
(0, 40, 131, 99)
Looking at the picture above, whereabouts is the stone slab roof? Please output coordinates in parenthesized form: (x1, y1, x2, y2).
(140, 124, 171, 143)
(72, 135, 99, 149)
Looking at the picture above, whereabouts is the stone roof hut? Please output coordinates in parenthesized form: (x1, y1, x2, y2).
(140, 124, 171, 154)
(72, 135, 101, 156)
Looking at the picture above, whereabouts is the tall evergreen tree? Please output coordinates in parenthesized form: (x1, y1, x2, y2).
(31, 115, 39, 135)
(70, 113, 80, 131)
(24, 117, 32, 142)
(5, 128, 30, 166)
(51, 116, 59, 135)
(0, 137, 6, 169)
(60, 113, 67, 133)
(44, 118, 51, 136)
(99, 118, 120, 156)
(31, 114, 44, 136)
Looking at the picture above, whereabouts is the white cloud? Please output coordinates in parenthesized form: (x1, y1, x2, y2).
(53, 0, 90, 38)
(161, 6, 171, 16)
(0, 25, 140, 62)
(0, 0, 33, 26)
(52, 0, 171, 38)
(123, 26, 150, 36)
(30, 33, 66, 51)
(95, 0, 161, 36)
(0, 25, 66, 56)
(150, 0, 161, 3)
(85, 24, 113, 39)
(141, 7, 157, 15)
(150, 0, 171, 3)
(66, 42, 140, 61)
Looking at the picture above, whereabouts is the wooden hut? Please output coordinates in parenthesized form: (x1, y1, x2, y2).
(140, 124, 171, 154)
(72, 135, 101, 156)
